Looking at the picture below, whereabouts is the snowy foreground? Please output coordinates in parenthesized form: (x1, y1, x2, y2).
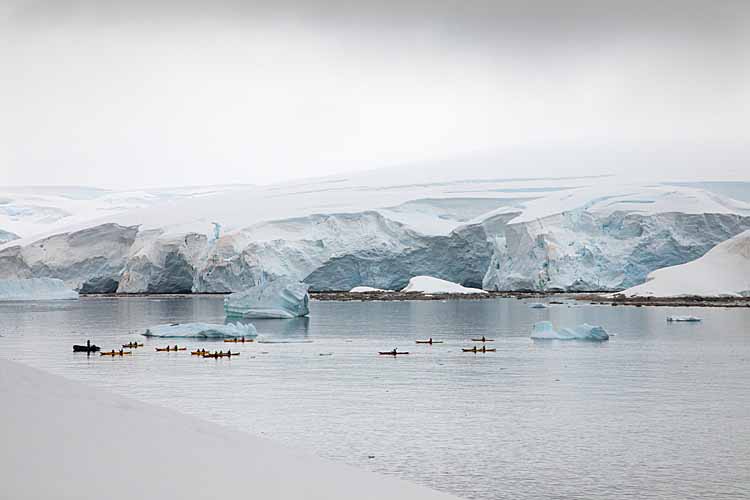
(1, 167, 749, 294)
(0, 358, 458, 500)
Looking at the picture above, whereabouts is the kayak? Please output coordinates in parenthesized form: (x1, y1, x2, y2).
(122, 343, 144, 348)
(101, 350, 132, 356)
(378, 351, 409, 355)
(415, 340, 443, 344)
(202, 352, 240, 358)
(471, 338, 494, 342)
(223, 338, 254, 343)
(462, 347, 496, 353)
(155, 347, 187, 352)
(73, 344, 100, 352)
(191, 350, 209, 356)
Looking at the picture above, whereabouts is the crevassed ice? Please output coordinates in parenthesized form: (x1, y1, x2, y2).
(224, 278, 310, 319)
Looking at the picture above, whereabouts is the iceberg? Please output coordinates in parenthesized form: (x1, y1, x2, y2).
(401, 276, 487, 294)
(531, 321, 609, 341)
(528, 302, 547, 309)
(0, 278, 78, 301)
(143, 322, 257, 338)
(224, 278, 310, 319)
(666, 316, 702, 322)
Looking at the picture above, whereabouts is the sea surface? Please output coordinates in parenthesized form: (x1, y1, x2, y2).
(1, 296, 748, 500)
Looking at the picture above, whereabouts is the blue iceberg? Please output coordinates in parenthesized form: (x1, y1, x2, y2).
(531, 321, 609, 341)
(224, 278, 310, 319)
(0, 278, 78, 301)
(143, 322, 257, 338)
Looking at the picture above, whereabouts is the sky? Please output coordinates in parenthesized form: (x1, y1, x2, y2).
(1, 0, 749, 188)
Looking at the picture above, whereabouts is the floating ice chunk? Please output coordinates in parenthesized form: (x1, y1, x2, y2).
(528, 302, 547, 309)
(350, 286, 391, 293)
(224, 278, 310, 319)
(0, 278, 78, 301)
(531, 321, 609, 341)
(143, 322, 257, 338)
(666, 316, 702, 322)
(401, 276, 487, 294)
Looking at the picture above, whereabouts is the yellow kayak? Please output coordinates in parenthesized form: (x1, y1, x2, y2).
(155, 347, 187, 352)
(101, 350, 132, 356)
(223, 338, 254, 343)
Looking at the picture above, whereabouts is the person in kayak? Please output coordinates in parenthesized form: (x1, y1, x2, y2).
(392, 348, 398, 355)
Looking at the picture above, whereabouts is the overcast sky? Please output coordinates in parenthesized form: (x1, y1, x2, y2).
(1, 0, 748, 188)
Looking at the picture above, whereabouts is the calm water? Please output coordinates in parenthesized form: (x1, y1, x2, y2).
(1, 297, 749, 500)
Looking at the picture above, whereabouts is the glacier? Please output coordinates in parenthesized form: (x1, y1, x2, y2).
(530, 321, 610, 341)
(1, 172, 749, 295)
(143, 322, 257, 338)
(0, 278, 78, 301)
(224, 278, 310, 319)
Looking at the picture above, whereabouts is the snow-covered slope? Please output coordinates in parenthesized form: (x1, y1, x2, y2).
(1, 166, 749, 294)
(622, 230, 750, 297)
(402, 276, 487, 294)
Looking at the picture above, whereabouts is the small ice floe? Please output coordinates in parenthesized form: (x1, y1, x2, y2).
(143, 322, 257, 338)
(666, 316, 702, 322)
(531, 321, 609, 341)
(318, 352, 333, 356)
(528, 302, 547, 309)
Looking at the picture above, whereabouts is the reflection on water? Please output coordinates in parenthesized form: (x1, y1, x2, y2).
(1, 296, 749, 500)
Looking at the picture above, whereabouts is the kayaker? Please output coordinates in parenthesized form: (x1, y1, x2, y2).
(392, 348, 397, 355)
(428, 337, 433, 344)
(481, 335, 486, 342)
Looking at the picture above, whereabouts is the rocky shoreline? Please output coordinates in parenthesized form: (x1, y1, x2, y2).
(79, 290, 750, 307)
(577, 294, 750, 308)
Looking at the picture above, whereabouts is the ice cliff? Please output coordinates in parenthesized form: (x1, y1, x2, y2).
(1, 177, 749, 294)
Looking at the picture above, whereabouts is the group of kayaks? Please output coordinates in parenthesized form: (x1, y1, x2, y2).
(73, 340, 243, 359)
(191, 348, 240, 358)
(380, 336, 497, 355)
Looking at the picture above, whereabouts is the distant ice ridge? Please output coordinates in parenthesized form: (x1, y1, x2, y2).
(143, 322, 257, 338)
(224, 278, 310, 319)
(0, 278, 78, 301)
(0, 230, 18, 244)
(621, 230, 750, 297)
(531, 321, 609, 341)
(401, 276, 487, 294)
